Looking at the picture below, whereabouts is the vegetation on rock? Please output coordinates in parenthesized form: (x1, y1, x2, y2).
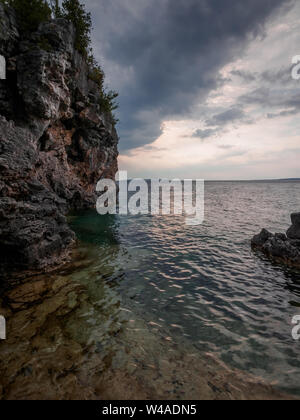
(0, 0, 119, 124)
(0, 0, 51, 32)
(56, 0, 91, 57)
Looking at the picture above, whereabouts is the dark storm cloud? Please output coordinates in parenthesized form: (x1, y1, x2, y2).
(230, 66, 294, 85)
(205, 108, 247, 127)
(192, 107, 252, 140)
(267, 109, 299, 119)
(239, 86, 300, 116)
(192, 128, 219, 139)
(230, 70, 257, 82)
(261, 67, 294, 85)
(87, 0, 293, 152)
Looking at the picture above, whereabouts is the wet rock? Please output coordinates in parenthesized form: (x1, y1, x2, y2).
(275, 233, 287, 241)
(0, 4, 119, 279)
(287, 213, 300, 240)
(291, 213, 300, 226)
(287, 225, 300, 240)
(251, 213, 300, 268)
(251, 229, 273, 247)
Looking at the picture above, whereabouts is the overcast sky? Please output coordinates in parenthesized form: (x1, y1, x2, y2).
(87, 0, 300, 180)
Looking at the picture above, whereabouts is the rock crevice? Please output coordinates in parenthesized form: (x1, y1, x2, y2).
(0, 5, 119, 278)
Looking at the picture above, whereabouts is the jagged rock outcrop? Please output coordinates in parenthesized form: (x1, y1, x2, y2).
(251, 213, 300, 268)
(0, 4, 118, 278)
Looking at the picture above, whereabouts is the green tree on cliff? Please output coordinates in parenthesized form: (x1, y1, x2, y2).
(0, 0, 119, 123)
(52, 0, 119, 121)
(1, 0, 93, 57)
(59, 0, 91, 57)
(1, 0, 51, 32)
(49, 0, 61, 18)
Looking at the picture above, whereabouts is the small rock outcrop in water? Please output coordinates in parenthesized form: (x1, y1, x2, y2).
(0, 5, 118, 278)
(251, 213, 300, 268)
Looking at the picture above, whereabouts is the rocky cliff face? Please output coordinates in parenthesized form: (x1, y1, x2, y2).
(251, 213, 300, 268)
(0, 5, 119, 279)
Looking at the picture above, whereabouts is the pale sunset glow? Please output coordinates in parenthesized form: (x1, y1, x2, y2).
(88, 0, 300, 179)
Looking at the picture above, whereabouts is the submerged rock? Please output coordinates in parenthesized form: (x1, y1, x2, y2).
(251, 213, 300, 268)
(0, 4, 119, 278)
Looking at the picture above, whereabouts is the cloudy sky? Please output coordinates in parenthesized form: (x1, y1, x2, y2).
(87, 0, 300, 180)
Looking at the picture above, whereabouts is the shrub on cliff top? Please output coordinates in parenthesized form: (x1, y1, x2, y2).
(53, 1, 120, 123)
(1, 0, 119, 125)
(1, 0, 91, 56)
(58, 0, 91, 57)
(1, 0, 51, 32)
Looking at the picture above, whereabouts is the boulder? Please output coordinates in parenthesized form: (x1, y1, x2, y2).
(286, 225, 300, 240)
(287, 213, 300, 239)
(291, 213, 300, 226)
(251, 228, 273, 247)
(251, 214, 300, 268)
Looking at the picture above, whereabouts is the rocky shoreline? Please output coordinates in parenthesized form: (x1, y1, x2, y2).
(251, 213, 300, 268)
(0, 4, 118, 280)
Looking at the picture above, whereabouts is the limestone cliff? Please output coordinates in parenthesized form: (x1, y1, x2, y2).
(0, 4, 119, 278)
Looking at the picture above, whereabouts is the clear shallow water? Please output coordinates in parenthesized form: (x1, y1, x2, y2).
(69, 181, 300, 395)
(0, 181, 300, 399)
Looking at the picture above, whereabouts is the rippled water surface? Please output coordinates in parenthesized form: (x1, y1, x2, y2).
(1, 181, 300, 399)
(70, 181, 300, 395)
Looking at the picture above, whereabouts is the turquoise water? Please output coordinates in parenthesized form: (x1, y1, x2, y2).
(70, 181, 300, 395)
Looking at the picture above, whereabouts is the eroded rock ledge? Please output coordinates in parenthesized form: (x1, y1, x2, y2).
(0, 5, 119, 279)
(251, 213, 300, 268)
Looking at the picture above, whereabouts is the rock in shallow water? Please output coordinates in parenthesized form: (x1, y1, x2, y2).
(291, 213, 300, 226)
(251, 228, 273, 247)
(287, 225, 300, 240)
(287, 213, 300, 240)
(251, 213, 300, 268)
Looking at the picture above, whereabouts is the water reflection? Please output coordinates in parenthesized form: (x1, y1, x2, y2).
(69, 211, 121, 246)
(66, 182, 300, 396)
(1, 181, 300, 399)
